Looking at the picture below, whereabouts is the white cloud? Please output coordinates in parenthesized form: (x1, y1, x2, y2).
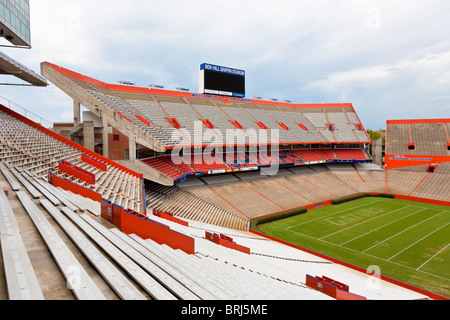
(1, 0, 449, 130)
(303, 46, 450, 128)
(308, 47, 450, 91)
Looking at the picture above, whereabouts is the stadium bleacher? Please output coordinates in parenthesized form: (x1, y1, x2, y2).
(1, 108, 448, 301)
(5, 144, 405, 300)
(2, 61, 449, 301)
(383, 118, 450, 202)
(41, 62, 372, 185)
(334, 148, 369, 161)
(37, 63, 450, 230)
(386, 119, 450, 169)
(0, 104, 144, 213)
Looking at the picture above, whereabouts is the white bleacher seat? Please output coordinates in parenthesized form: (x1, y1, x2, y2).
(0, 162, 22, 191)
(58, 207, 173, 300)
(74, 213, 178, 300)
(40, 200, 147, 300)
(0, 187, 44, 300)
(16, 191, 106, 300)
(110, 229, 215, 300)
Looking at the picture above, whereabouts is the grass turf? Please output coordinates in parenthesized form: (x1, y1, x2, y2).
(257, 197, 450, 298)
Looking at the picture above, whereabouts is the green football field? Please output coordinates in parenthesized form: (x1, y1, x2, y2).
(257, 197, 450, 298)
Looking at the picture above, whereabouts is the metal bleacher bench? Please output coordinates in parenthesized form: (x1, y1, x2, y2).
(59, 207, 177, 300)
(79, 214, 183, 300)
(0, 187, 44, 300)
(39, 200, 146, 300)
(0, 162, 22, 191)
(16, 191, 106, 300)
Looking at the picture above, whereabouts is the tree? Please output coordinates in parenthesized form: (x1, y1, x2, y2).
(368, 130, 385, 155)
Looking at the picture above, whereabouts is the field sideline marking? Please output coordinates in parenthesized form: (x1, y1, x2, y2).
(321, 205, 414, 241)
(377, 199, 450, 212)
(286, 199, 383, 230)
(388, 221, 448, 263)
(361, 210, 442, 253)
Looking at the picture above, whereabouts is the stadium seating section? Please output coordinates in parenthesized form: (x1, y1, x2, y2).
(1, 63, 448, 301)
(43, 62, 372, 184)
(0, 105, 144, 213)
(386, 119, 450, 156)
(3, 100, 447, 233)
(145, 161, 449, 230)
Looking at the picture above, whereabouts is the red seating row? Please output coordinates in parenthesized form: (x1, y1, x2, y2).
(293, 149, 325, 162)
(293, 149, 336, 162)
(335, 149, 368, 160)
(183, 154, 229, 173)
(141, 156, 192, 179)
(225, 152, 258, 170)
(142, 148, 367, 182)
(314, 149, 336, 160)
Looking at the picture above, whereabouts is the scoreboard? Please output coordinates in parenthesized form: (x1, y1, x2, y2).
(199, 63, 245, 98)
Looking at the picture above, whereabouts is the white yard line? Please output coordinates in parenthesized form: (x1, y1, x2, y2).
(321, 206, 412, 241)
(361, 210, 441, 253)
(388, 221, 448, 262)
(340, 208, 427, 246)
(417, 232, 450, 271)
(286, 200, 382, 230)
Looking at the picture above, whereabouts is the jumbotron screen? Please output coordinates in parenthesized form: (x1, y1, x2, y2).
(199, 63, 245, 98)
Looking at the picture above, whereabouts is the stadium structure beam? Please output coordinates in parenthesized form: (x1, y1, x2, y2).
(0, 52, 47, 87)
(102, 117, 110, 158)
(40, 62, 166, 154)
(114, 159, 175, 186)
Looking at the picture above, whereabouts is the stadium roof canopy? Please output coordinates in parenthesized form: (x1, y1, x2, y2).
(0, 51, 48, 86)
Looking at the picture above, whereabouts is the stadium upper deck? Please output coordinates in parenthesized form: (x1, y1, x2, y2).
(41, 62, 370, 150)
(41, 62, 372, 185)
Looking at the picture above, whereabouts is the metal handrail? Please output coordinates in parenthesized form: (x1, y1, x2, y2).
(0, 95, 53, 128)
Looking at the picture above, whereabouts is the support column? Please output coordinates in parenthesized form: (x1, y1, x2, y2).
(83, 121, 95, 152)
(128, 133, 136, 161)
(73, 100, 81, 130)
(372, 138, 383, 166)
(102, 117, 109, 158)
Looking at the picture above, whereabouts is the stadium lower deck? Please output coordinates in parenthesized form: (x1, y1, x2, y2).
(0, 170, 442, 300)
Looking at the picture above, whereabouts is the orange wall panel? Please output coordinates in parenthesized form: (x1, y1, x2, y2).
(121, 211, 195, 255)
(52, 174, 101, 203)
(385, 154, 450, 170)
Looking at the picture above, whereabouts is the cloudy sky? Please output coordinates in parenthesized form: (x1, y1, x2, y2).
(1, 0, 449, 130)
